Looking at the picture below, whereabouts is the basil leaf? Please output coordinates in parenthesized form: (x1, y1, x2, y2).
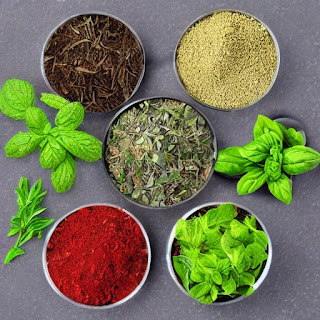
(210, 285, 218, 302)
(190, 264, 206, 283)
(55, 102, 84, 130)
(4, 247, 25, 264)
(51, 153, 76, 193)
(56, 130, 102, 162)
(282, 146, 320, 175)
(229, 220, 252, 245)
(267, 173, 292, 205)
(240, 132, 282, 163)
(25, 107, 51, 135)
(189, 282, 211, 299)
(40, 93, 68, 110)
(264, 154, 282, 182)
(198, 253, 218, 269)
(253, 115, 283, 141)
(5, 132, 43, 158)
(40, 136, 67, 169)
(173, 256, 191, 291)
(276, 122, 305, 147)
(214, 147, 256, 176)
(237, 168, 267, 195)
(221, 276, 236, 295)
(0, 79, 35, 120)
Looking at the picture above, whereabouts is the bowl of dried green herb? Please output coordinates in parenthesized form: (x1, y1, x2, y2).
(167, 202, 272, 304)
(174, 9, 280, 111)
(43, 203, 151, 308)
(41, 13, 145, 113)
(103, 98, 217, 207)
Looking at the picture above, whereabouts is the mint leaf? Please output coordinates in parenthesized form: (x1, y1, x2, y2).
(239, 272, 256, 286)
(267, 173, 292, 205)
(0, 79, 35, 120)
(55, 102, 84, 130)
(282, 146, 320, 175)
(214, 147, 256, 176)
(221, 276, 236, 295)
(189, 282, 211, 299)
(4, 247, 25, 264)
(5, 132, 43, 158)
(39, 136, 67, 169)
(229, 220, 252, 245)
(40, 93, 68, 110)
(56, 130, 102, 162)
(237, 168, 267, 195)
(245, 243, 268, 269)
(173, 256, 192, 291)
(253, 115, 283, 141)
(176, 217, 204, 248)
(25, 107, 51, 135)
(51, 153, 76, 193)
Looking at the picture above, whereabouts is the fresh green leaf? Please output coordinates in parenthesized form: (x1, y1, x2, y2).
(245, 243, 268, 269)
(210, 285, 218, 302)
(264, 153, 282, 182)
(211, 271, 223, 285)
(214, 147, 256, 176)
(221, 276, 236, 295)
(7, 227, 21, 237)
(253, 115, 283, 141)
(4, 247, 25, 264)
(267, 173, 292, 205)
(176, 217, 204, 248)
(5, 132, 43, 158)
(0, 79, 35, 120)
(229, 220, 252, 245)
(237, 286, 254, 296)
(55, 102, 84, 130)
(40, 93, 69, 110)
(51, 153, 76, 193)
(25, 107, 51, 135)
(173, 256, 192, 291)
(276, 122, 305, 147)
(240, 132, 282, 163)
(189, 282, 211, 299)
(39, 136, 67, 169)
(56, 130, 102, 162)
(282, 146, 320, 175)
(237, 168, 267, 195)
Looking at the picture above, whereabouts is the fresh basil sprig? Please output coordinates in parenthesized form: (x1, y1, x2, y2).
(4, 177, 54, 264)
(0, 79, 102, 193)
(215, 115, 320, 204)
(173, 204, 268, 304)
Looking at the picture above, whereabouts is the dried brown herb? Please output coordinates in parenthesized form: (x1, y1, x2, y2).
(43, 14, 144, 112)
(105, 99, 215, 207)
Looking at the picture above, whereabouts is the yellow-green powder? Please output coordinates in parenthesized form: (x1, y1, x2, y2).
(176, 11, 278, 109)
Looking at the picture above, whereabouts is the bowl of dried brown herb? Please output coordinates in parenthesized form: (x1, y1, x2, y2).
(42, 13, 145, 113)
(174, 9, 280, 111)
(167, 202, 272, 304)
(104, 98, 217, 207)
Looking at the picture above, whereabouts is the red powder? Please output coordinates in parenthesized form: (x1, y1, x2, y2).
(46, 205, 149, 306)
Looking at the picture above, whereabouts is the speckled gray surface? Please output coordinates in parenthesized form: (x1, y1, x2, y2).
(0, 0, 319, 319)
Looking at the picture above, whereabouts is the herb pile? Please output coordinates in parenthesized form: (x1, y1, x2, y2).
(4, 177, 54, 264)
(106, 98, 215, 207)
(43, 14, 144, 112)
(215, 115, 320, 204)
(172, 203, 268, 304)
(0, 79, 102, 193)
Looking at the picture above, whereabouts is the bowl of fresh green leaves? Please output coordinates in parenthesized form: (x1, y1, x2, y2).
(167, 202, 272, 305)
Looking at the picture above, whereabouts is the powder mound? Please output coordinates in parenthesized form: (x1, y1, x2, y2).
(46, 205, 148, 306)
(176, 11, 278, 109)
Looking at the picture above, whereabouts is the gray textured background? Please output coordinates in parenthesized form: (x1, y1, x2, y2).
(0, 0, 319, 319)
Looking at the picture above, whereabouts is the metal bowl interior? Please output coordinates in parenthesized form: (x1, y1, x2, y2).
(173, 9, 281, 112)
(102, 97, 218, 209)
(166, 201, 272, 305)
(41, 12, 145, 113)
(42, 203, 151, 309)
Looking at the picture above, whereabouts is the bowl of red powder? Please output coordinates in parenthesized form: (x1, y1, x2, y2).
(43, 204, 151, 308)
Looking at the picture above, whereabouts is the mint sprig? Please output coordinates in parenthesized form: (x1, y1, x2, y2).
(0, 79, 102, 193)
(4, 177, 54, 264)
(215, 115, 320, 204)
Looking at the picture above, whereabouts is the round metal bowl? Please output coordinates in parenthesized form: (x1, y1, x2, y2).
(102, 97, 218, 208)
(167, 202, 272, 305)
(41, 12, 145, 113)
(43, 203, 151, 309)
(174, 9, 280, 111)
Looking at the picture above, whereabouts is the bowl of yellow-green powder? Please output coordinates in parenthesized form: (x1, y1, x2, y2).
(174, 10, 280, 111)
